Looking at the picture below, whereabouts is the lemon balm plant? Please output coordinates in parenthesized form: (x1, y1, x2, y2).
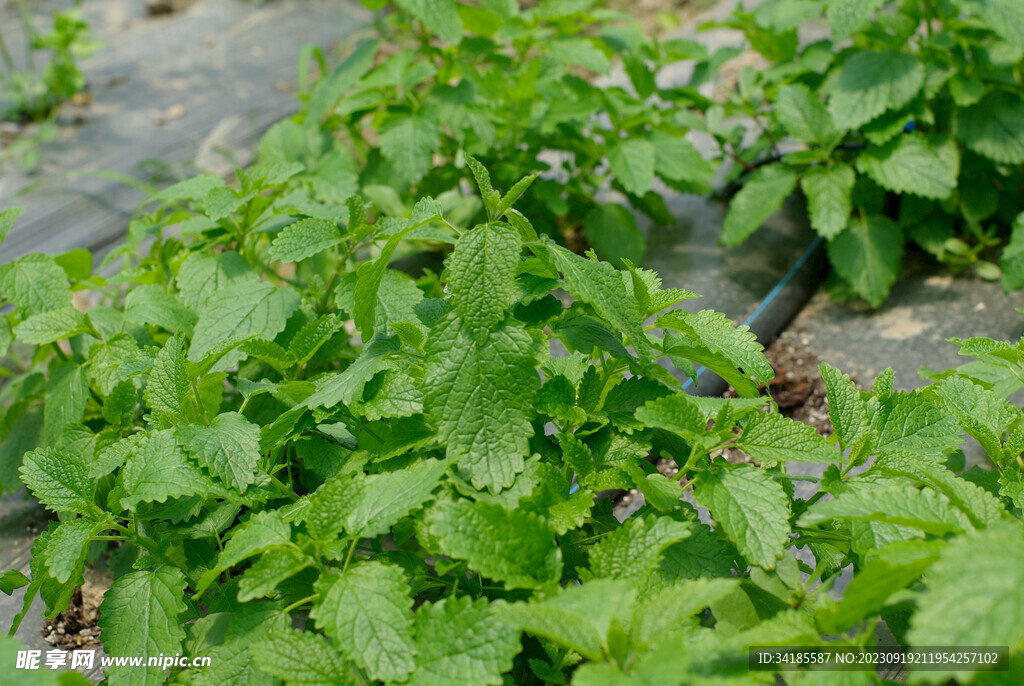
(701, 0, 1024, 306)
(268, 0, 715, 266)
(0, 163, 1022, 684)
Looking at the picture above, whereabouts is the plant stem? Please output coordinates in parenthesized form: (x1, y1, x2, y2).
(341, 537, 359, 572)
(282, 593, 319, 614)
(267, 472, 298, 502)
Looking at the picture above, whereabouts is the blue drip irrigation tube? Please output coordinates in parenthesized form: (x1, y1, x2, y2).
(567, 235, 825, 494)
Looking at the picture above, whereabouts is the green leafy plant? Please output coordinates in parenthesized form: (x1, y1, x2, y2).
(266, 0, 714, 266)
(1, 160, 1023, 684)
(701, 0, 1024, 306)
(0, 4, 99, 123)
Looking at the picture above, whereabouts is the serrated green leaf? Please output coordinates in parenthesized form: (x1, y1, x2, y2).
(828, 215, 903, 307)
(855, 133, 958, 199)
(828, 51, 924, 130)
(0, 405, 43, 494)
(176, 251, 258, 311)
(302, 336, 399, 409)
(506, 579, 634, 661)
(1001, 213, 1024, 292)
(635, 393, 712, 445)
(202, 187, 247, 222)
(44, 518, 102, 584)
(352, 222, 424, 339)
(0, 569, 30, 595)
(311, 562, 416, 683)
(360, 368, 424, 420)
(145, 334, 189, 423)
(802, 164, 854, 239)
(124, 285, 197, 333)
(339, 269, 424, 340)
(775, 84, 835, 143)
(909, 522, 1024, 651)
(868, 390, 964, 458)
(658, 309, 774, 384)
(736, 411, 838, 463)
(44, 362, 90, 444)
(20, 447, 95, 515)
(631, 578, 737, 648)
(178, 412, 261, 492)
(307, 39, 378, 122)
(429, 499, 561, 588)
(955, 92, 1024, 165)
(800, 484, 970, 534)
(0, 205, 25, 244)
(425, 316, 540, 492)
(448, 223, 521, 333)
(545, 241, 652, 362)
(379, 115, 441, 185)
(464, 155, 499, 216)
(396, 0, 462, 43)
(954, 0, 1024, 49)
(13, 307, 89, 345)
(695, 465, 791, 569)
(871, 453, 1007, 528)
(186, 605, 290, 686)
(253, 629, 351, 686)
(649, 130, 714, 190)
(152, 174, 224, 202)
(590, 515, 691, 583)
(188, 281, 300, 362)
(121, 429, 210, 510)
(268, 218, 342, 263)
(495, 173, 539, 218)
(819, 361, 868, 451)
(289, 314, 344, 367)
(828, 554, 938, 633)
(720, 164, 798, 247)
(220, 511, 292, 570)
(0, 253, 72, 317)
(931, 375, 1016, 464)
(549, 37, 611, 73)
(18, 522, 83, 627)
(409, 597, 519, 686)
(0, 316, 11, 358)
(306, 458, 448, 540)
(103, 380, 138, 427)
(608, 138, 655, 196)
(238, 546, 314, 602)
(99, 567, 188, 686)
(825, 0, 887, 39)
(89, 334, 143, 396)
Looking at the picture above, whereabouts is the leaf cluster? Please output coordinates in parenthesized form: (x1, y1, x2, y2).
(706, 0, 1024, 305)
(259, 0, 715, 266)
(1, 164, 1023, 683)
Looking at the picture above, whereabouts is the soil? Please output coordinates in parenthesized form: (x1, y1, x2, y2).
(756, 332, 833, 436)
(42, 568, 112, 652)
(145, 0, 199, 16)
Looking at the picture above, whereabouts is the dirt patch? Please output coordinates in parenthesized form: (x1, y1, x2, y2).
(760, 334, 832, 435)
(146, 0, 199, 17)
(43, 568, 112, 651)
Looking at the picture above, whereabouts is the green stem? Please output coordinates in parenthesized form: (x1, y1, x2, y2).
(282, 593, 319, 615)
(341, 537, 359, 572)
(267, 472, 298, 502)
